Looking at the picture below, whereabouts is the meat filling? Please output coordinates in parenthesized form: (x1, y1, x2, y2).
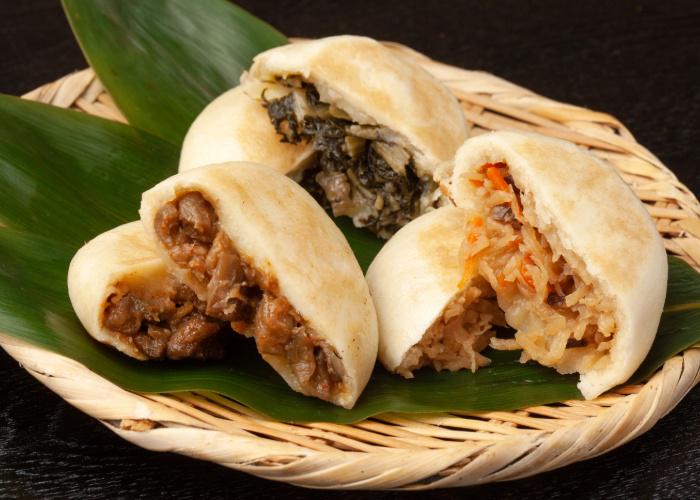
(153, 191, 344, 400)
(462, 162, 617, 374)
(103, 280, 228, 361)
(397, 284, 504, 378)
(262, 77, 438, 239)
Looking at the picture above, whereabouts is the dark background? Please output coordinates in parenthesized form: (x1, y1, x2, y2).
(1, 0, 699, 498)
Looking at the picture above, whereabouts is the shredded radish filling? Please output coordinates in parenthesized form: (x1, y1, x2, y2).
(462, 162, 616, 374)
(396, 284, 503, 377)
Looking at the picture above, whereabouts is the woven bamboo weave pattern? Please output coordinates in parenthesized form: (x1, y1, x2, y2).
(4, 43, 700, 489)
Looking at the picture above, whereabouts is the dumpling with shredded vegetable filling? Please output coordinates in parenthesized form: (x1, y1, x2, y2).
(366, 207, 507, 377)
(440, 131, 667, 399)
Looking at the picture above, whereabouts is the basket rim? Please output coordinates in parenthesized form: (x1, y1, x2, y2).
(3, 333, 699, 490)
(5, 41, 700, 489)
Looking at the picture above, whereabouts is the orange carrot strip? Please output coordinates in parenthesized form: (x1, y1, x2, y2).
(458, 258, 477, 288)
(520, 260, 536, 290)
(486, 166, 509, 191)
(497, 274, 513, 289)
(507, 236, 523, 251)
(469, 216, 484, 227)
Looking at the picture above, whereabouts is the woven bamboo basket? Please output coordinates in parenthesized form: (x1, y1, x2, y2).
(3, 42, 700, 490)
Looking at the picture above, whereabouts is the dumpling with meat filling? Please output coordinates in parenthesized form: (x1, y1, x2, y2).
(366, 207, 505, 377)
(68, 222, 231, 361)
(444, 131, 667, 399)
(139, 162, 378, 408)
(179, 35, 468, 239)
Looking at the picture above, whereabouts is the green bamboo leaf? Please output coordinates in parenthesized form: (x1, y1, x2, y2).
(333, 217, 384, 273)
(58, 0, 386, 272)
(0, 94, 697, 423)
(630, 259, 700, 383)
(62, 0, 287, 144)
(0, 96, 177, 239)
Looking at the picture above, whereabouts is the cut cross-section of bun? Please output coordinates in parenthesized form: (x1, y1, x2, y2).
(68, 222, 231, 361)
(179, 35, 468, 239)
(139, 162, 378, 408)
(445, 131, 667, 399)
(368, 132, 667, 399)
(366, 207, 504, 377)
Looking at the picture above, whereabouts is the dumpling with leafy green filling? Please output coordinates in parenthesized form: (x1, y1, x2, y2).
(179, 35, 468, 239)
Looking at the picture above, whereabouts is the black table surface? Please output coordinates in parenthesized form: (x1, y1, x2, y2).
(2, 1, 700, 498)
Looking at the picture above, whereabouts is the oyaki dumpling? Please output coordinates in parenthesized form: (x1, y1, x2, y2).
(179, 35, 468, 239)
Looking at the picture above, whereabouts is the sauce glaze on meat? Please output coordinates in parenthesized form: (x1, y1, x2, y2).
(150, 192, 344, 400)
